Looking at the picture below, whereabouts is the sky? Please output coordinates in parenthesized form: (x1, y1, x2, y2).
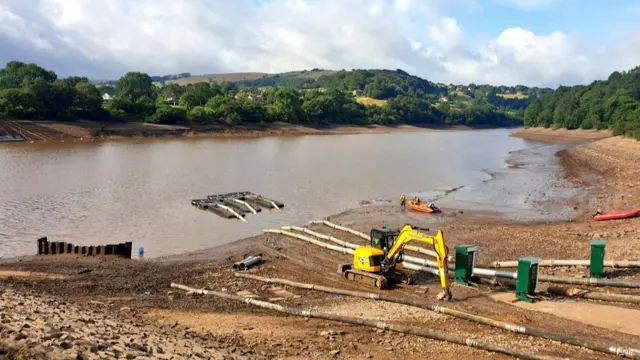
(0, 0, 639, 87)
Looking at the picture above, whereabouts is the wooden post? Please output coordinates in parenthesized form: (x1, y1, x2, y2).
(81, 246, 87, 255)
(105, 245, 113, 255)
(124, 242, 132, 259)
(88, 246, 94, 256)
(74, 246, 80, 254)
(50, 242, 57, 255)
(58, 242, 65, 255)
(96, 246, 103, 256)
(67, 243, 73, 254)
(37, 237, 47, 255)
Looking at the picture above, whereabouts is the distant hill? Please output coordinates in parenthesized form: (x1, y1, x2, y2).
(166, 72, 270, 86)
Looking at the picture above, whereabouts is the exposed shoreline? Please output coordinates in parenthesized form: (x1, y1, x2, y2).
(0, 119, 518, 143)
(511, 126, 612, 143)
(2, 130, 640, 360)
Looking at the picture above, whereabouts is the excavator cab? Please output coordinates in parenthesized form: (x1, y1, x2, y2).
(370, 228, 398, 251)
(370, 228, 404, 269)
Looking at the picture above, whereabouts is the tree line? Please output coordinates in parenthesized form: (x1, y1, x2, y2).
(0, 61, 522, 127)
(524, 66, 640, 139)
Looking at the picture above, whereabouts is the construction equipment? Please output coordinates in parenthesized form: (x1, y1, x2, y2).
(338, 224, 452, 300)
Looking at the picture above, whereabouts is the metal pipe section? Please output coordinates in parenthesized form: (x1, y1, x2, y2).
(235, 273, 640, 359)
(546, 286, 640, 304)
(216, 203, 247, 222)
(171, 282, 567, 360)
(233, 256, 262, 270)
(474, 268, 640, 288)
(493, 260, 640, 268)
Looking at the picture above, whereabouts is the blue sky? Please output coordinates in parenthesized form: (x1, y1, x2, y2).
(460, 0, 639, 41)
(0, 0, 638, 86)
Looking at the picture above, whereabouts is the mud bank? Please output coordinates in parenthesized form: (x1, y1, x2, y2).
(511, 127, 612, 144)
(2, 133, 640, 360)
(0, 119, 501, 143)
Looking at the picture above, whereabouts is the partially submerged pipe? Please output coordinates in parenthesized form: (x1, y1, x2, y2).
(231, 198, 258, 214)
(235, 273, 640, 359)
(216, 203, 247, 223)
(310, 220, 453, 261)
(171, 282, 567, 360)
(546, 286, 640, 304)
(493, 260, 640, 268)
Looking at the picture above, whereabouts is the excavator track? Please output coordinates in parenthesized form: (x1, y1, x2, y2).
(339, 264, 388, 289)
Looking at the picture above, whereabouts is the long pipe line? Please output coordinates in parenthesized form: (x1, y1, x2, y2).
(171, 283, 567, 360)
(493, 260, 640, 268)
(310, 220, 453, 261)
(267, 229, 640, 289)
(235, 273, 640, 359)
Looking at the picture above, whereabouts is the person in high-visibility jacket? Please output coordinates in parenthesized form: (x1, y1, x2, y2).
(400, 194, 407, 211)
(414, 196, 421, 204)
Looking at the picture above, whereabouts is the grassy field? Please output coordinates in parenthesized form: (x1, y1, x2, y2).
(497, 92, 529, 99)
(167, 72, 270, 86)
(355, 97, 387, 106)
(165, 70, 337, 86)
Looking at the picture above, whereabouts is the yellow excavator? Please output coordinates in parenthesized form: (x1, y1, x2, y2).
(338, 224, 452, 300)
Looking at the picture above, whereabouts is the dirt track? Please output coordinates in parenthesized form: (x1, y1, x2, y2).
(2, 132, 640, 359)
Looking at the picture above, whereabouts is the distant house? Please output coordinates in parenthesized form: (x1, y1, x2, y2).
(352, 89, 364, 96)
(439, 97, 449, 102)
(102, 93, 114, 101)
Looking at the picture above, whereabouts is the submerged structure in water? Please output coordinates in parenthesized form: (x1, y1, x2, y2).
(191, 191, 284, 221)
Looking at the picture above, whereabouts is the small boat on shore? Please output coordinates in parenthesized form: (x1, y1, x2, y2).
(407, 201, 442, 214)
(592, 208, 640, 221)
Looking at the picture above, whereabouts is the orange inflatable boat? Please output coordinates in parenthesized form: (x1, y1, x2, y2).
(407, 201, 442, 214)
(592, 208, 640, 221)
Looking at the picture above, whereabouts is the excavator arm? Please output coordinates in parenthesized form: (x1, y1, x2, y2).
(384, 224, 452, 300)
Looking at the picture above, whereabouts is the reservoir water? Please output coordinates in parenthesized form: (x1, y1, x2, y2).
(0, 129, 549, 258)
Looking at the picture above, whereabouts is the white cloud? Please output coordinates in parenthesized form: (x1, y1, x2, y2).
(496, 0, 558, 10)
(428, 17, 464, 51)
(0, 0, 637, 87)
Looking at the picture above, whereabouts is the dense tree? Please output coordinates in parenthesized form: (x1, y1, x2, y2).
(0, 61, 57, 89)
(159, 83, 184, 106)
(0, 60, 566, 130)
(115, 72, 156, 103)
(524, 66, 640, 139)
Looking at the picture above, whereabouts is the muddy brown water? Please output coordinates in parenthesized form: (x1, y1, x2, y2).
(0, 129, 576, 258)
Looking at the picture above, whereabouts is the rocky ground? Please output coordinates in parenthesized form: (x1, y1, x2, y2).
(2, 130, 640, 360)
(0, 286, 257, 360)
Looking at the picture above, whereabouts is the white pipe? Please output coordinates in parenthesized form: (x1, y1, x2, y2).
(472, 268, 517, 279)
(264, 229, 354, 255)
(266, 229, 449, 277)
(492, 260, 640, 268)
(283, 226, 358, 249)
(266, 198, 280, 209)
(216, 203, 247, 223)
(231, 198, 258, 214)
(285, 225, 455, 270)
(311, 219, 453, 261)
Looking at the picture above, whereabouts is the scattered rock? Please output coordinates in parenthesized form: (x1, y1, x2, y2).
(330, 350, 341, 357)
